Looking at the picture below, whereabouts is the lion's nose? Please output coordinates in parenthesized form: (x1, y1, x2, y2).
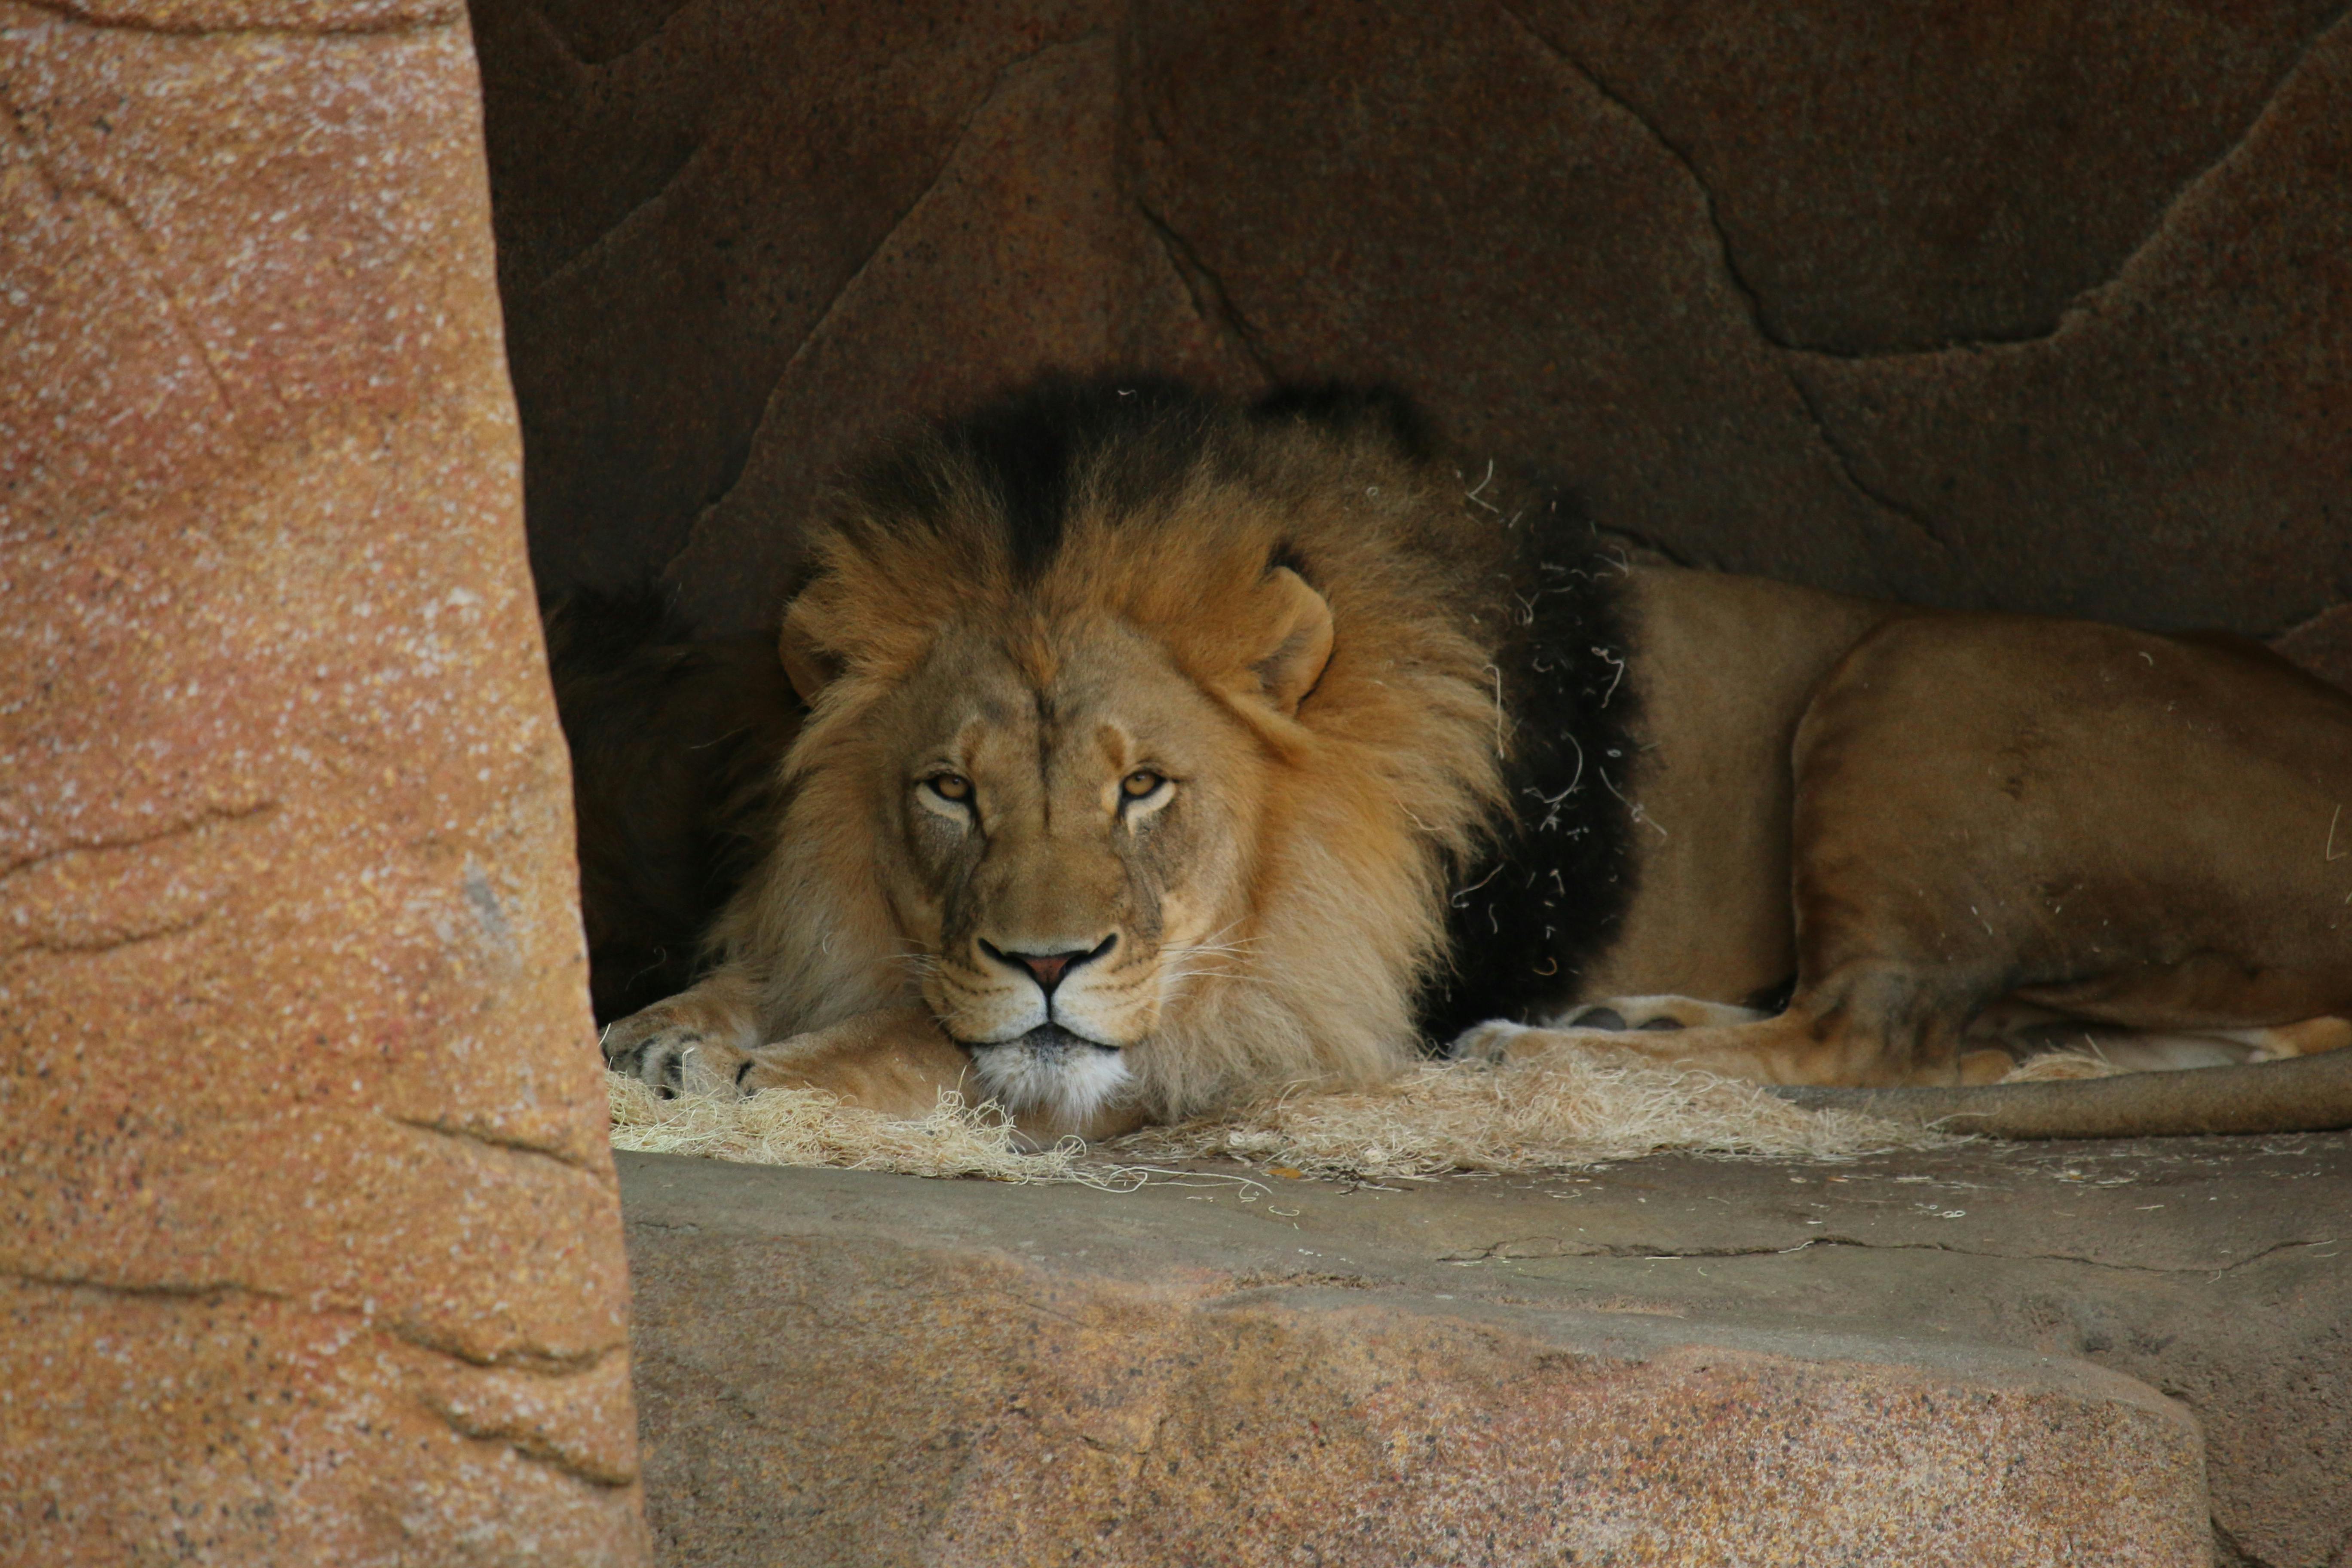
(981, 934, 1117, 997)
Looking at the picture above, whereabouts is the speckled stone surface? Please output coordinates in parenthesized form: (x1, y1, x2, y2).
(479, 0, 2352, 669)
(0, 3, 646, 1561)
(615, 1146, 2299, 1567)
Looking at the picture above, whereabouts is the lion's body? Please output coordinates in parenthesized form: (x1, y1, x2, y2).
(585, 377, 2352, 1140)
(1545, 570, 2352, 1061)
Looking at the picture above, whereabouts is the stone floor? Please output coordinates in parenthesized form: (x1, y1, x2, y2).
(618, 1132, 2352, 1567)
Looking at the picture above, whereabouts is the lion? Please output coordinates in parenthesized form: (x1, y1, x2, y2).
(583, 375, 2352, 1141)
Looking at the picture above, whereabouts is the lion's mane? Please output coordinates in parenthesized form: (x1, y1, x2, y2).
(710, 379, 1515, 1120)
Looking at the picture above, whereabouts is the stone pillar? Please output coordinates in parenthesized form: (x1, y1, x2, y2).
(0, 3, 648, 1562)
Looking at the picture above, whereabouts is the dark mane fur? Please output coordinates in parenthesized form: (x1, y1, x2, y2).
(851, 375, 1217, 581)
(545, 590, 800, 1023)
(1419, 527, 1642, 1041)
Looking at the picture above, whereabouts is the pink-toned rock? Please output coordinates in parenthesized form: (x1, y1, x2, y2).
(0, 4, 646, 1562)
(623, 1154, 2215, 1568)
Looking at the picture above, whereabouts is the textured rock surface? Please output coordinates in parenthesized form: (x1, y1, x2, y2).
(607, 1138, 2352, 1566)
(0, 4, 646, 1562)
(2279, 603, 2352, 694)
(473, 0, 1256, 622)
(1133, 0, 2352, 637)
(478, 0, 2352, 653)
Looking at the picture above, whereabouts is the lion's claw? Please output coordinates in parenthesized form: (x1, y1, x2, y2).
(602, 1014, 754, 1098)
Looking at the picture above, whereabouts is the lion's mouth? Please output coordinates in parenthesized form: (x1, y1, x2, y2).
(949, 1021, 1121, 1053)
(1018, 1022, 1118, 1053)
(964, 1023, 1132, 1122)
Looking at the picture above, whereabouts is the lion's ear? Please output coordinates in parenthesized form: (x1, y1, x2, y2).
(1250, 567, 1335, 715)
(778, 604, 840, 704)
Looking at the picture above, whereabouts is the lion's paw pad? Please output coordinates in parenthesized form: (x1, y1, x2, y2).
(1545, 995, 1770, 1032)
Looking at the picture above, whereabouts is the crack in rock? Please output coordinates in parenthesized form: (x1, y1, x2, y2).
(388, 1321, 625, 1376)
(1493, 2, 1787, 354)
(0, 96, 251, 438)
(1844, 0, 2352, 365)
(383, 1112, 602, 1175)
(1136, 197, 1278, 384)
(1498, 0, 2352, 361)
(3, 1269, 289, 1302)
(663, 28, 1107, 583)
(1490, 2, 1948, 554)
(1776, 364, 1949, 554)
(6, 1274, 628, 1375)
(1442, 1231, 2336, 1277)
(533, 138, 710, 292)
(1, 911, 214, 961)
(0, 801, 279, 886)
(4, 0, 460, 37)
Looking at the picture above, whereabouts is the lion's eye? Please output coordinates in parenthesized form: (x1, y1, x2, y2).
(926, 773, 973, 803)
(1121, 770, 1165, 800)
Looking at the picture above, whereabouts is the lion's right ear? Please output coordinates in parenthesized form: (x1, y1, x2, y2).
(1250, 567, 1335, 716)
(778, 605, 840, 704)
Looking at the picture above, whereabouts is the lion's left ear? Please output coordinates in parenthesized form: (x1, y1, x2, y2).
(1250, 567, 1335, 715)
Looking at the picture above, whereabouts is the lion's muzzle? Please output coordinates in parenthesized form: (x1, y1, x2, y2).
(942, 928, 1146, 1048)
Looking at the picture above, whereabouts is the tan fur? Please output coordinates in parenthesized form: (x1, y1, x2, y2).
(601, 406, 1509, 1139)
(1574, 566, 1892, 1003)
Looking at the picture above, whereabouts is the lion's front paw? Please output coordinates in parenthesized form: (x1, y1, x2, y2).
(1448, 1017, 1663, 1068)
(1448, 1018, 1537, 1065)
(601, 1011, 753, 1098)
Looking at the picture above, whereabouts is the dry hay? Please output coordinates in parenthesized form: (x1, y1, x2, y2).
(1995, 1049, 2128, 1081)
(1119, 1044, 1959, 1181)
(608, 1073, 1112, 1185)
(607, 1035, 1966, 1185)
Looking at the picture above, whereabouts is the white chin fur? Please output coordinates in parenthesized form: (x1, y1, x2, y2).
(968, 1030, 1133, 1125)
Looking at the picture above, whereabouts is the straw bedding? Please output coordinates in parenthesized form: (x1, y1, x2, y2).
(609, 1035, 2115, 1184)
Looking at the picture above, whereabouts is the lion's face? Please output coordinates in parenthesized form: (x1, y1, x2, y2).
(862, 612, 1270, 1121)
(735, 382, 1509, 1127)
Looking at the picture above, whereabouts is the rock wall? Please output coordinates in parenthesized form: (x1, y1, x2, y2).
(0, 3, 647, 1562)
(478, 0, 2352, 686)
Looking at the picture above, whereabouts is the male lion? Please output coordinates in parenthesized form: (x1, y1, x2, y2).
(585, 377, 2352, 1141)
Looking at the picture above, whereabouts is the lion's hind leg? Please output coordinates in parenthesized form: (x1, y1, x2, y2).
(1971, 1005, 2352, 1078)
(1452, 974, 2012, 1088)
(1453, 1015, 2017, 1087)
(2214, 1015, 2352, 1061)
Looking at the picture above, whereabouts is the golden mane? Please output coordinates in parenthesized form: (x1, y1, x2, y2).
(709, 382, 1514, 1119)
